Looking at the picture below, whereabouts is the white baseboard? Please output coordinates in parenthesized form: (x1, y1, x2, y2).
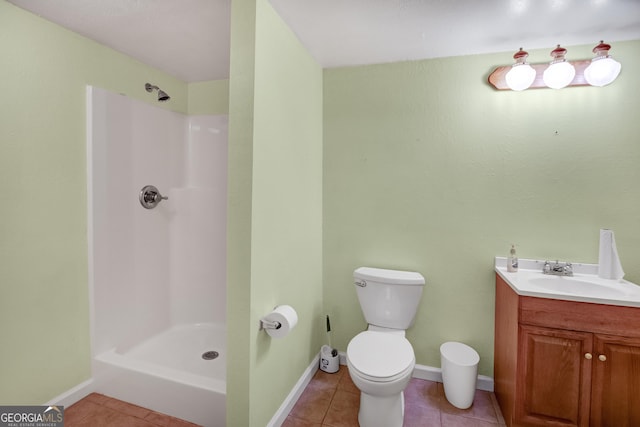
(267, 354, 320, 427)
(339, 351, 494, 392)
(44, 378, 95, 407)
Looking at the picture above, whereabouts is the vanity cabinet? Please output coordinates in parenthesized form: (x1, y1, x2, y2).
(590, 334, 640, 425)
(516, 324, 592, 426)
(494, 274, 640, 427)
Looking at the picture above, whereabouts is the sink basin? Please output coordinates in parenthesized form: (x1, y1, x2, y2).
(528, 276, 630, 299)
(495, 257, 640, 307)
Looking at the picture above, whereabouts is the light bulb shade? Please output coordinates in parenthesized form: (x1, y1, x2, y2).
(543, 61, 576, 89)
(505, 63, 536, 91)
(584, 57, 621, 87)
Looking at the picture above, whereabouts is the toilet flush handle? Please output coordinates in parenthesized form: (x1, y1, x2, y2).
(355, 279, 367, 287)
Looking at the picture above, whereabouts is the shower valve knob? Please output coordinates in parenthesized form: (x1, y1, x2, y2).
(145, 192, 166, 203)
(139, 185, 168, 209)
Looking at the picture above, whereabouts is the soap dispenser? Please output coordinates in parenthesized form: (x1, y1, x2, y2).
(507, 244, 518, 272)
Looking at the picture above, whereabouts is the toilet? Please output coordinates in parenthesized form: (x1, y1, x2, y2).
(346, 267, 425, 427)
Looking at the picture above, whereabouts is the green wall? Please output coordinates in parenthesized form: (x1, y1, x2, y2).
(227, 0, 323, 425)
(226, 0, 256, 422)
(0, 0, 226, 404)
(188, 79, 230, 115)
(323, 40, 640, 376)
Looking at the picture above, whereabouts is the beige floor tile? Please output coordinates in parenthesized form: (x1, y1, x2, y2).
(68, 404, 155, 427)
(441, 412, 500, 427)
(439, 384, 499, 424)
(166, 417, 201, 427)
(65, 394, 201, 427)
(84, 393, 110, 405)
(101, 397, 152, 419)
(282, 415, 323, 427)
(143, 411, 172, 427)
(144, 410, 199, 427)
(336, 370, 359, 394)
(322, 390, 360, 427)
(405, 379, 442, 410)
(289, 385, 335, 423)
(311, 368, 344, 391)
(403, 400, 442, 427)
(65, 400, 102, 425)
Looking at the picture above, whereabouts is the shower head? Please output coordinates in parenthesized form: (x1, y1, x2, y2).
(145, 83, 171, 102)
(157, 89, 170, 102)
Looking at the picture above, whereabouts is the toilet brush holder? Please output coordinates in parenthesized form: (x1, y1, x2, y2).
(320, 345, 339, 373)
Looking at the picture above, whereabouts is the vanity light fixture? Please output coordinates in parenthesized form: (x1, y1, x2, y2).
(505, 48, 536, 91)
(542, 45, 576, 89)
(488, 41, 622, 91)
(584, 41, 622, 87)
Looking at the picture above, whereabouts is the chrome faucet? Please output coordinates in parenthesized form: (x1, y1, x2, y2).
(543, 260, 573, 276)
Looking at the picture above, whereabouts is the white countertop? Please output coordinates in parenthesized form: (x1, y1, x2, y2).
(495, 257, 640, 308)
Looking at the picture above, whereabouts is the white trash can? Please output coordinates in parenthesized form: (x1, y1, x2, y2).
(440, 341, 480, 409)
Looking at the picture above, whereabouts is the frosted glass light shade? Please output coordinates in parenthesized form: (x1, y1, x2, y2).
(584, 57, 621, 87)
(505, 64, 536, 91)
(543, 61, 576, 89)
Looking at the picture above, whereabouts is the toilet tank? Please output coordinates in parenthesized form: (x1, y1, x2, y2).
(353, 267, 425, 330)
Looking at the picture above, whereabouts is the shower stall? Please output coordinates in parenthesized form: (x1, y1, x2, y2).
(86, 86, 227, 427)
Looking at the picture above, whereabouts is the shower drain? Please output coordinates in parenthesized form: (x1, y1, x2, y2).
(202, 351, 220, 360)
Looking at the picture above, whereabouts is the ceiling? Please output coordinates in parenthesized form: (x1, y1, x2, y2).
(8, 0, 640, 83)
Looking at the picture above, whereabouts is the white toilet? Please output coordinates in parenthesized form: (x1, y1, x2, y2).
(346, 267, 425, 427)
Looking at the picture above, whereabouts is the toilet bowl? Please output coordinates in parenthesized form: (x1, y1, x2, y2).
(347, 331, 415, 427)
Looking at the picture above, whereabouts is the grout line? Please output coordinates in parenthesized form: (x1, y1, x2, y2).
(489, 392, 507, 425)
(321, 381, 335, 424)
(320, 386, 336, 426)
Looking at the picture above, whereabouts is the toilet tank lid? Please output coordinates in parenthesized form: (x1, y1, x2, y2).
(354, 267, 425, 285)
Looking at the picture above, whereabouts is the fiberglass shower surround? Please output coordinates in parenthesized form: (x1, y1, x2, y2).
(87, 86, 227, 427)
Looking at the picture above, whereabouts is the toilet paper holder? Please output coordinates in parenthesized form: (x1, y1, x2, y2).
(259, 305, 298, 338)
(260, 318, 282, 330)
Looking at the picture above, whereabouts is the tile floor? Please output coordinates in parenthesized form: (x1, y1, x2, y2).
(66, 366, 506, 427)
(65, 392, 199, 427)
(284, 366, 506, 427)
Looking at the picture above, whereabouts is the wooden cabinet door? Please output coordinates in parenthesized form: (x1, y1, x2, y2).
(515, 325, 593, 426)
(591, 334, 640, 427)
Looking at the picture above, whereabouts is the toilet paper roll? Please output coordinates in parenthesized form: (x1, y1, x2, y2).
(598, 229, 625, 280)
(263, 305, 298, 339)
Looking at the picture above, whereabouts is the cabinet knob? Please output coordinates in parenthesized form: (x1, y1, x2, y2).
(598, 354, 607, 362)
(584, 353, 593, 360)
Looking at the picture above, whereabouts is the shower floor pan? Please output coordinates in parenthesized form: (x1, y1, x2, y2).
(93, 322, 226, 427)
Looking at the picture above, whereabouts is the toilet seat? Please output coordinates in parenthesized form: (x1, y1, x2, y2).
(347, 331, 415, 383)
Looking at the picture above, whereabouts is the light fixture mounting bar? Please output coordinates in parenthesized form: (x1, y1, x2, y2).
(488, 59, 591, 90)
